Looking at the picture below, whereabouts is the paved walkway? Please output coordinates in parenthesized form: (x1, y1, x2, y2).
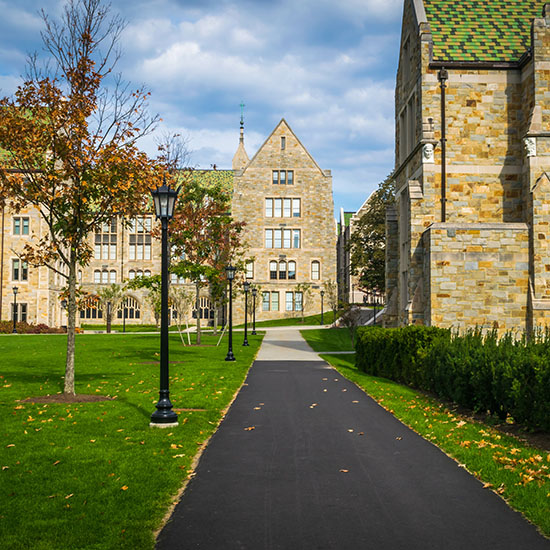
(157, 329, 550, 549)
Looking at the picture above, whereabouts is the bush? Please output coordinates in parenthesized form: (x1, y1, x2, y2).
(0, 321, 65, 334)
(355, 325, 550, 432)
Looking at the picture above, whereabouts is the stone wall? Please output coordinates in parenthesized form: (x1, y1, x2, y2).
(425, 223, 529, 332)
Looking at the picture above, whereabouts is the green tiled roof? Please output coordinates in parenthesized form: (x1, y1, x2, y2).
(424, 0, 540, 63)
(175, 169, 234, 194)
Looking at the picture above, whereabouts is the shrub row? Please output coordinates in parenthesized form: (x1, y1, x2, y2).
(0, 321, 66, 334)
(356, 326, 550, 432)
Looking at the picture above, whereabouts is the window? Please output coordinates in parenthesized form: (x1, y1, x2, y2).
(246, 261, 254, 279)
(80, 298, 102, 319)
(272, 170, 294, 185)
(170, 273, 186, 284)
(281, 136, 286, 150)
(278, 260, 287, 280)
(270, 261, 278, 280)
(193, 297, 214, 320)
(292, 199, 301, 217)
(94, 270, 101, 283)
(311, 261, 320, 280)
(12, 259, 28, 281)
(285, 291, 302, 311)
(94, 219, 117, 260)
(293, 229, 301, 248)
(288, 261, 296, 280)
(129, 216, 152, 260)
(13, 217, 29, 235)
(265, 198, 300, 218)
(110, 270, 116, 284)
(117, 297, 141, 319)
(12, 303, 27, 323)
(265, 229, 301, 249)
(262, 291, 279, 311)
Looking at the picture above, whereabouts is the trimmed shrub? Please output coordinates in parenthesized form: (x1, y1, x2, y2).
(0, 321, 65, 334)
(355, 325, 550, 432)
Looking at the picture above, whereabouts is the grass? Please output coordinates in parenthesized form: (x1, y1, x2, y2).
(299, 327, 353, 352)
(237, 310, 339, 328)
(0, 331, 263, 549)
(300, 330, 550, 538)
(80, 323, 197, 333)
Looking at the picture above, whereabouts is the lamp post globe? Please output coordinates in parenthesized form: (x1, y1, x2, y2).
(225, 265, 236, 361)
(12, 287, 18, 334)
(149, 177, 179, 427)
(251, 287, 257, 335)
(243, 281, 250, 346)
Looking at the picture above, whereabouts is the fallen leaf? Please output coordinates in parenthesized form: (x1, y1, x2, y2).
(483, 482, 493, 489)
(456, 420, 466, 428)
(53, 460, 60, 466)
(352, 401, 359, 404)
(340, 469, 349, 473)
(172, 454, 186, 458)
(342, 389, 347, 392)
(244, 426, 255, 431)
(358, 432, 364, 436)
(65, 494, 73, 499)
(121, 486, 128, 491)
(89, 440, 96, 443)
(254, 407, 261, 410)
(348, 429, 354, 433)
(396, 437, 402, 441)
(170, 444, 178, 449)
(2, 466, 9, 470)
(6, 444, 15, 448)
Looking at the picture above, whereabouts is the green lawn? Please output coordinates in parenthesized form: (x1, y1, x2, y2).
(299, 327, 353, 352)
(299, 329, 550, 538)
(80, 323, 197, 333)
(237, 310, 339, 328)
(0, 332, 263, 549)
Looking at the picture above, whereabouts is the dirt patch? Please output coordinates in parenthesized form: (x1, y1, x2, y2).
(21, 394, 114, 404)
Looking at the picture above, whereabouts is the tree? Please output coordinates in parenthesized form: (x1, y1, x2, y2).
(348, 174, 395, 294)
(0, 0, 159, 396)
(95, 283, 126, 333)
(339, 303, 362, 347)
(170, 176, 245, 344)
(323, 279, 339, 324)
(169, 285, 193, 345)
(295, 282, 312, 323)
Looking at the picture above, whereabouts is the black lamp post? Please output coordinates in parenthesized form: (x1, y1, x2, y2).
(12, 287, 18, 333)
(150, 178, 179, 427)
(225, 265, 236, 361)
(251, 287, 257, 335)
(243, 281, 250, 346)
(320, 290, 325, 325)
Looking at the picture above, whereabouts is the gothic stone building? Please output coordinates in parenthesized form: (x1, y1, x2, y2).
(0, 119, 336, 327)
(386, 0, 550, 333)
(232, 119, 337, 321)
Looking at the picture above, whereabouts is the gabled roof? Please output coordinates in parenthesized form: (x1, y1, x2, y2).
(243, 118, 326, 176)
(422, 0, 540, 63)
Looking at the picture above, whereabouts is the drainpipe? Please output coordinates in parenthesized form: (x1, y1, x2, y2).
(438, 67, 448, 223)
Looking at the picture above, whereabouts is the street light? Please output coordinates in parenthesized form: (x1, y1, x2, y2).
(251, 287, 257, 335)
(149, 178, 179, 428)
(320, 290, 325, 325)
(12, 287, 18, 333)
(243, 281, 250, 346)
(225, 265, 236, 361)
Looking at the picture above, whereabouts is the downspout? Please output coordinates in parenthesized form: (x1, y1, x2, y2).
(438, 67, 448, 222)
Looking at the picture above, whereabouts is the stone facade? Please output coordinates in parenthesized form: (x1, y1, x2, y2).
(387, 0, 550, 333)
(0, 120, 337, 327)
(232, 119, 337, 323)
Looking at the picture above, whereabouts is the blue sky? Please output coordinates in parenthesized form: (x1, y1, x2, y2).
(0, 0, 403, 215)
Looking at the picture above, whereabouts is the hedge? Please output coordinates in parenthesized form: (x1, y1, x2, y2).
(0, 321, 66, 334)
(355, 326, 550, 432)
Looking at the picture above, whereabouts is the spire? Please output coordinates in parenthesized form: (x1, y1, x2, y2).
(233, 101, 249, 170)
(239, 101, 245, 144)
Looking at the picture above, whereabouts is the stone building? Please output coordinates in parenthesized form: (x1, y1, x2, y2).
(232, 119, 337, 322)
(0, 119, 337, 327)
(386, 0, 550, 333)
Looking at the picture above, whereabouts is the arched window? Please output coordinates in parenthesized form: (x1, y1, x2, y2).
(94, 270, 101, 283)
(288, 261, 296, 280)
(270, 261, 278, 280)
(128, 270, 135, 280)
(279, 260, 287, 280)
(101, 270, 108, 283)
(110, 270, 116, 283)
(144, 270, 151, 277)
(80, 298, 102, 319)
(192, 297, 214, 319)
(117, 297, 141, 319)
(311, 261, 320, 280)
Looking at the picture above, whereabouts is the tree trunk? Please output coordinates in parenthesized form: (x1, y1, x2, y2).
(195, 281, 201, 345)
(212, 288, 218, 335)
(106, 309, 112, 334)
(64, 251, 77, 396)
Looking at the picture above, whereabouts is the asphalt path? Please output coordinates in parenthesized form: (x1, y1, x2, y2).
(157, 329, 550, 550)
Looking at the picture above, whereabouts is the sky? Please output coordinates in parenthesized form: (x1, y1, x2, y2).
(0, 0, 404, 216)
